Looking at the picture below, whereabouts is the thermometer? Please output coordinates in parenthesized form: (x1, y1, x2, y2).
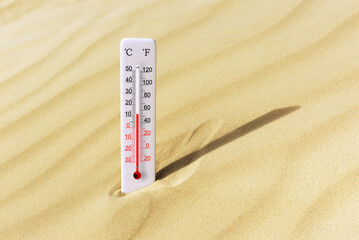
(120, 38, 156, 193)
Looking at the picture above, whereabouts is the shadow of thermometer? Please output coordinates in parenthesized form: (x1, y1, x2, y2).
(120, 38, 156, 193)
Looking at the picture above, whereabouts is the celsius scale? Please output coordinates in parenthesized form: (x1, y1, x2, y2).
(120, 38, 156, 193)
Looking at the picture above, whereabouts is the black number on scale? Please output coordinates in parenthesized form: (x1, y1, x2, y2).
(125, 100, 132, 105)
(144, 92, 151, 98)
(125, 88, 132, 94)
(144, 117, 151, 123)
(142, 80, 152, 85)
(144, 105, 151, 111)
(125, 66, 132, 71)
(142, 67, 152, 72)
(125, 111, 132, 117)
(125, 77, 132, 83)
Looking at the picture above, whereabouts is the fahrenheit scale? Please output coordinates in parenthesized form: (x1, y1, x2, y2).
(120, 38, 156, 193)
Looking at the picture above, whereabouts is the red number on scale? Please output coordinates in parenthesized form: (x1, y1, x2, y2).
(125, 134, 132, 140)
(125, 157, 132, 163)
(144, 130, 151, 136)
(126, 123, 130, 128)
(144, 155, 151, 161)
(146, 143, 150, 148)
(125, 145, 132, 151)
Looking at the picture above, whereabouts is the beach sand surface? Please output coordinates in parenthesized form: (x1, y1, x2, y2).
(0, 0, 359, 239)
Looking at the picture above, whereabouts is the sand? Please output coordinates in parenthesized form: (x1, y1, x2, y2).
(0, 0, 359, 239)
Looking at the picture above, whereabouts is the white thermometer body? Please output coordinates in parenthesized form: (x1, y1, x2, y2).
(120, 38, 156, 193)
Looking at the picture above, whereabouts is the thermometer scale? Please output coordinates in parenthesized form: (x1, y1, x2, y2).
(120, 38, 156, 193)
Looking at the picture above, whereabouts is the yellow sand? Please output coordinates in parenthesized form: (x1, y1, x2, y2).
(1, 0, 359, 239)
